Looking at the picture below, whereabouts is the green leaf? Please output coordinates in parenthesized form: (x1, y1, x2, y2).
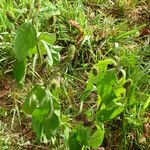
(88, 123, 104, 148)
(13, 59, 26, 85)
(81, 59, 126, 123)
(38, 32, 56, 45)
(64, 127, 70, 146)
(42, 41, 61, 66)
(32, 110, 59, 140)
(23, 85, 60, 140)
(27, 46, 37, 58)
(32, 108, 48, 139)
(14, 23, 37, 60)
(50, 45, 61, 65)
(22, 85, 50, 115)
(28, 40, 49, 57)
(43, 112, 59, 132)
(42, 41, 53, 66)
(81, 59, 117, 102)
(68, 135, 82, 150)
(68, 129, 82, 150)
(127, 86, 136, 106)
(96, 69, 118, 105)
(32, 108, 48, 123)
(76, 127, 88, 146)
(22, 85, 60, 140)
(96, 102, 124, 122)
(68, 125, 88, 150)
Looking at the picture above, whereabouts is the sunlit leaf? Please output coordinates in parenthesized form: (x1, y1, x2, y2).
(96, 102, 124, 122)
(88, 123, 104, 148)
(27, 46, 37, 58)
(81, 59, 117, 102)
(14, 23, 37, 60)
(39, 32, 56, 45)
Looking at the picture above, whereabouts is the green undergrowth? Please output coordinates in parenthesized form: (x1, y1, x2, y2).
(0, 0, 149, 150)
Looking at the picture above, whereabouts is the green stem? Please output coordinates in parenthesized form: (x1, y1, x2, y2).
(36, 42, 42, 65)
(34, 1, 42, 65)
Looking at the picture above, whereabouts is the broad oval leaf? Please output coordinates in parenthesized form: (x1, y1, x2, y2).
(43, 112, 59, 132)
(14, 23, 37, 60)
(88, 123, 104, 148)
(32, 109, 59, 140)
(81, 59, 117, 102)
(32, 108, 48, 139)
(22, 85, 48, 115)
(13, 59, 26, 85)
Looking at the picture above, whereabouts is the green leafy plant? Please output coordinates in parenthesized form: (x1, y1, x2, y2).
(75, 59, 132, 149)
(13, 20, 62, 141)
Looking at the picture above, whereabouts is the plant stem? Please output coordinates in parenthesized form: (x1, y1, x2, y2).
(34, 1, 42, 65)
(36, 42, 42, 65)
